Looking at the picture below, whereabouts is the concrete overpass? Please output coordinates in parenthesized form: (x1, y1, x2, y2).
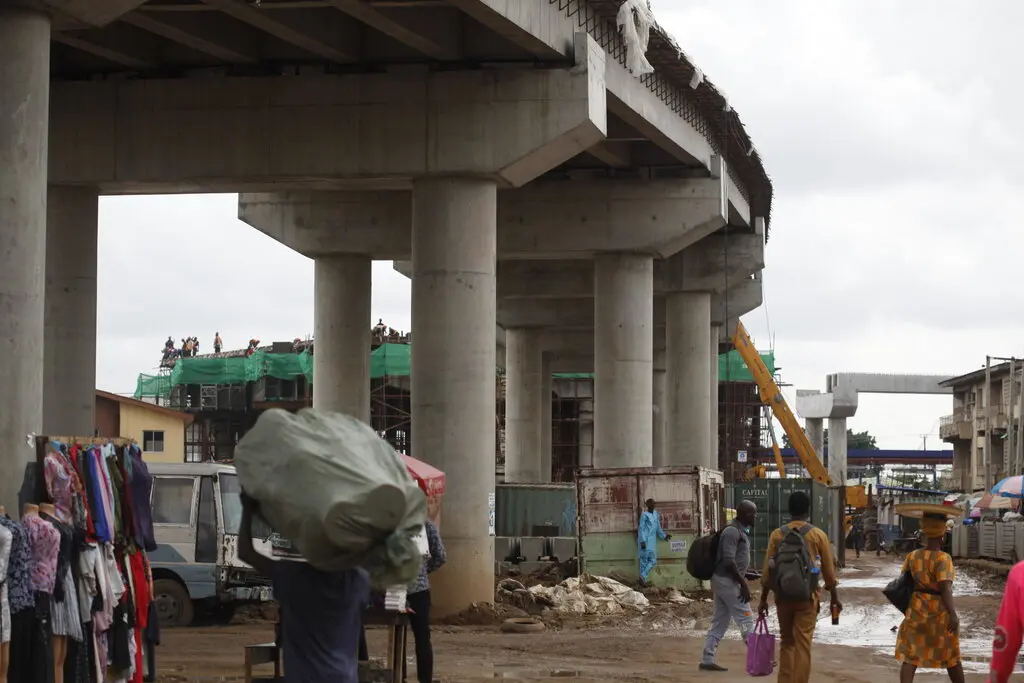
(0, 1, 772, 613)
(795, 373, 953, 482)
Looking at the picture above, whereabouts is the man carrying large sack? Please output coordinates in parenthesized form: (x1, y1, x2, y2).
(238, 493, 369, 683)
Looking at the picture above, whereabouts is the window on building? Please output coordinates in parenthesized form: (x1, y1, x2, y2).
(143, 430, 165, 453)
(152, 477, 195, 525)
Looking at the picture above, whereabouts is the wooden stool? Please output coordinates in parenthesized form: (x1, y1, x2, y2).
(244, 642, 282, 683)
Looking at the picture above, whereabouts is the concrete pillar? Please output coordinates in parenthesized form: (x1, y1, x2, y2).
(805, 418, 825, 467)
(505, 329, 543, 482)
(0, 10, 50, 511)
(666, 292, 713, 468)
(578, 399, 594, 468)
(652, 369, 666, 466)
(710, 325, 721, 470)
(410, 177, 496, 615)
(828, 417, 847, 483)
(44, 187, 99, 436)
(540, 355, 552, 482)
(313, 255, 372, 422)
(593, 254, 654, 469)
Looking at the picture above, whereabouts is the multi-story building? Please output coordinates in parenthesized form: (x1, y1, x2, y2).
(939, 361, 1022, 492)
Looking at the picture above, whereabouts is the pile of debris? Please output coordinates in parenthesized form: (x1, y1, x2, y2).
(497, 575, 692, 616)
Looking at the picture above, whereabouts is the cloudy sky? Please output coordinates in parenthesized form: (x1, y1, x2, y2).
(96, 0, 1022, 451)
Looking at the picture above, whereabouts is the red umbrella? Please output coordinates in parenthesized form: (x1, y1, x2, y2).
(400, 454, 445, 497)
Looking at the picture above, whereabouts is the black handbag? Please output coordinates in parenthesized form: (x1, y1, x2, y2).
(882, 551, 941, 613)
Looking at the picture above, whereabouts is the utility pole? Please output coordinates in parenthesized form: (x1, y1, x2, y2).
(1008, 358, 1017, 479)
(984, 355, 992, 490)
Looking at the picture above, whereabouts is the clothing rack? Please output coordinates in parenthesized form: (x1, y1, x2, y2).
(33, 435, 137, 504)
(14, 433, 159, 683)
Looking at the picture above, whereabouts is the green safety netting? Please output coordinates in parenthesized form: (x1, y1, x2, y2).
(135, 344, 406, 399)
(553, 351, 775, 383)
(135, 343, 775, 398)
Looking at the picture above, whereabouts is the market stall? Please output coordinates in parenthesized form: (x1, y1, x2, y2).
(0, 435, 159, 683)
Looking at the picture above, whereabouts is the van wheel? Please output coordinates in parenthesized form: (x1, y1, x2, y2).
(153, 578, 195, 628)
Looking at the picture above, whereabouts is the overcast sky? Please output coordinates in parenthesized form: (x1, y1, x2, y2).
(96, 0, 1022, 451)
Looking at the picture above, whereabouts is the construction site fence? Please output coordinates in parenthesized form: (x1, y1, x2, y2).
(950, 521, 1024, 563)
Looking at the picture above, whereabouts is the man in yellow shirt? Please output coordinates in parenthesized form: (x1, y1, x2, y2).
(758, 491, 841, 683)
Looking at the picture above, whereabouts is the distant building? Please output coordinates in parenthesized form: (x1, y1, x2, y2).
(95, 390, 193, 464)
(939, 362, 1022, 492)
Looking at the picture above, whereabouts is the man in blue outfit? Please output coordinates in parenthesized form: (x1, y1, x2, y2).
(238, 493, 370, 683)
(638, 498, 671, 585)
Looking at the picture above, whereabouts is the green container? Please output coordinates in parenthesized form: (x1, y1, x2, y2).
(731, 479, 833, 571)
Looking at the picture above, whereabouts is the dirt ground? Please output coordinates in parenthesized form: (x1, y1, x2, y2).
(156, 555, 1004, 682)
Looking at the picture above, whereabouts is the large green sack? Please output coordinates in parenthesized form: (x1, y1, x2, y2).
(235, 408, 426, 586)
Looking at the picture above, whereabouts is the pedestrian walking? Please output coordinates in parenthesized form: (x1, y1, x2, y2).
(637, 499, 671, 585)
(700, 499, 758, 672)
(894, 504, 965, 683)
(758, 491, 841, 683)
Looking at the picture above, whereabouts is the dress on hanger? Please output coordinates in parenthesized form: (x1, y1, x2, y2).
(41, 513, 83, 642)
(44, 451, 74, 525)
(0, 516, 32, 615)
(22, 514, 59, 595)
(0, 523, 12, 643)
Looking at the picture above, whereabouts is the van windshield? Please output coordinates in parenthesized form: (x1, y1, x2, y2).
(219, 473, 273, 539)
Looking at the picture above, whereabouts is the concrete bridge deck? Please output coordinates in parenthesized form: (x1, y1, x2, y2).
(1, 0, 773, 613)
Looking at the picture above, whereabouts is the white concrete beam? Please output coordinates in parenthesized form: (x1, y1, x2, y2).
(796, 372, 955, 420)
(120, 12, 261, 64)
(242, 175, 725, 260)
(439, 0, 721, 185)
(199, 0, 358, 62)
(327, 1, 460, 60)
(41, 0, 147, 28)
(52, 31, 156, 69)
(51, 33, 605, 191)
(495, 225, 762, 297)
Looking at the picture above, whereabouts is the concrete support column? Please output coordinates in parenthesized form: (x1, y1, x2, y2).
(505, 329, 543, 483)
(666, 292, 713, 468)
(805, 418, 825, 466)
(540, 355, 552, 482)
(44, 187, 99, 436)
(828, 417, 847, 483)
(411, 177, 496, 614)
(652, 369, 666, 466)
(710, 325, 721, 469)
(1, 10, 50, 511)
(313, 255, 372, 422)
(593, 254, 653, 469)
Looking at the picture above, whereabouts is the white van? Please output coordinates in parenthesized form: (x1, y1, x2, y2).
(148, 462, 274, 627)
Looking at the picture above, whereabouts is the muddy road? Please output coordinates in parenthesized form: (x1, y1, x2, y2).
(155, 555, 1004, 682)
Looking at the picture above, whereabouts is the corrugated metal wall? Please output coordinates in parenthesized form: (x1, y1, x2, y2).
(495, 483, 577, 537)
(731, 479, 833, 570)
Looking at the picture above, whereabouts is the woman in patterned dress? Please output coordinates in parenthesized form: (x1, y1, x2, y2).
(894, 507, 965, 683)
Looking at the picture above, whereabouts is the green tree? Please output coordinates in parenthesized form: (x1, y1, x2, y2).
(782, 428, 880, 450)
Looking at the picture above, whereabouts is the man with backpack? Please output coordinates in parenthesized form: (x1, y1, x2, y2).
(758, 491, 841, 683)
(699, 499, 758, 672)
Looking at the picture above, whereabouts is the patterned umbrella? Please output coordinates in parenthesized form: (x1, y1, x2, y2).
(991, 475, 1024, 498)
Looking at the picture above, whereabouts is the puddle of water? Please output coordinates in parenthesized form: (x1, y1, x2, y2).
(689, 604, 993, 673)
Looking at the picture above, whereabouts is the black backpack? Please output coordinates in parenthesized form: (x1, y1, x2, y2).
(687, 529, 723, 580)
(772, 524, 818, 601)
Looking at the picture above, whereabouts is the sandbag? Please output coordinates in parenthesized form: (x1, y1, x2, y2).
(235, 408, 426, 586)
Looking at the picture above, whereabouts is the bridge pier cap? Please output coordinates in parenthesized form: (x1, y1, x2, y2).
(796, 373, 955, 421)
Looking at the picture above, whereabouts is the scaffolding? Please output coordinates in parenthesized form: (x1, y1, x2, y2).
(718, 380, 769, 482)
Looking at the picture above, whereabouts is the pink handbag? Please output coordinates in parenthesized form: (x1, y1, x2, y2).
(746, 615, 776, 677)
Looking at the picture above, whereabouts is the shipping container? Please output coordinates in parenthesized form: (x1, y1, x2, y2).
(576, 465, 725, 589)
(495, 483, 577, 537)
(731, 479, 834, 571)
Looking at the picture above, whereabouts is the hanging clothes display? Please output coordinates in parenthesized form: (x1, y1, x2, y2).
(0, 437, 159, 683)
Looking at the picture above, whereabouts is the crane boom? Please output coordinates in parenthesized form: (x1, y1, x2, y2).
(730, 321, 833, 486)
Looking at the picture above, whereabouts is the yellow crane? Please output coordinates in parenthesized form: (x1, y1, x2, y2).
(730, 321, 832, 486)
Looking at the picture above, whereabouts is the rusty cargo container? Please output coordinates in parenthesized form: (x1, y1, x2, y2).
(576, 465, 725, 589)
